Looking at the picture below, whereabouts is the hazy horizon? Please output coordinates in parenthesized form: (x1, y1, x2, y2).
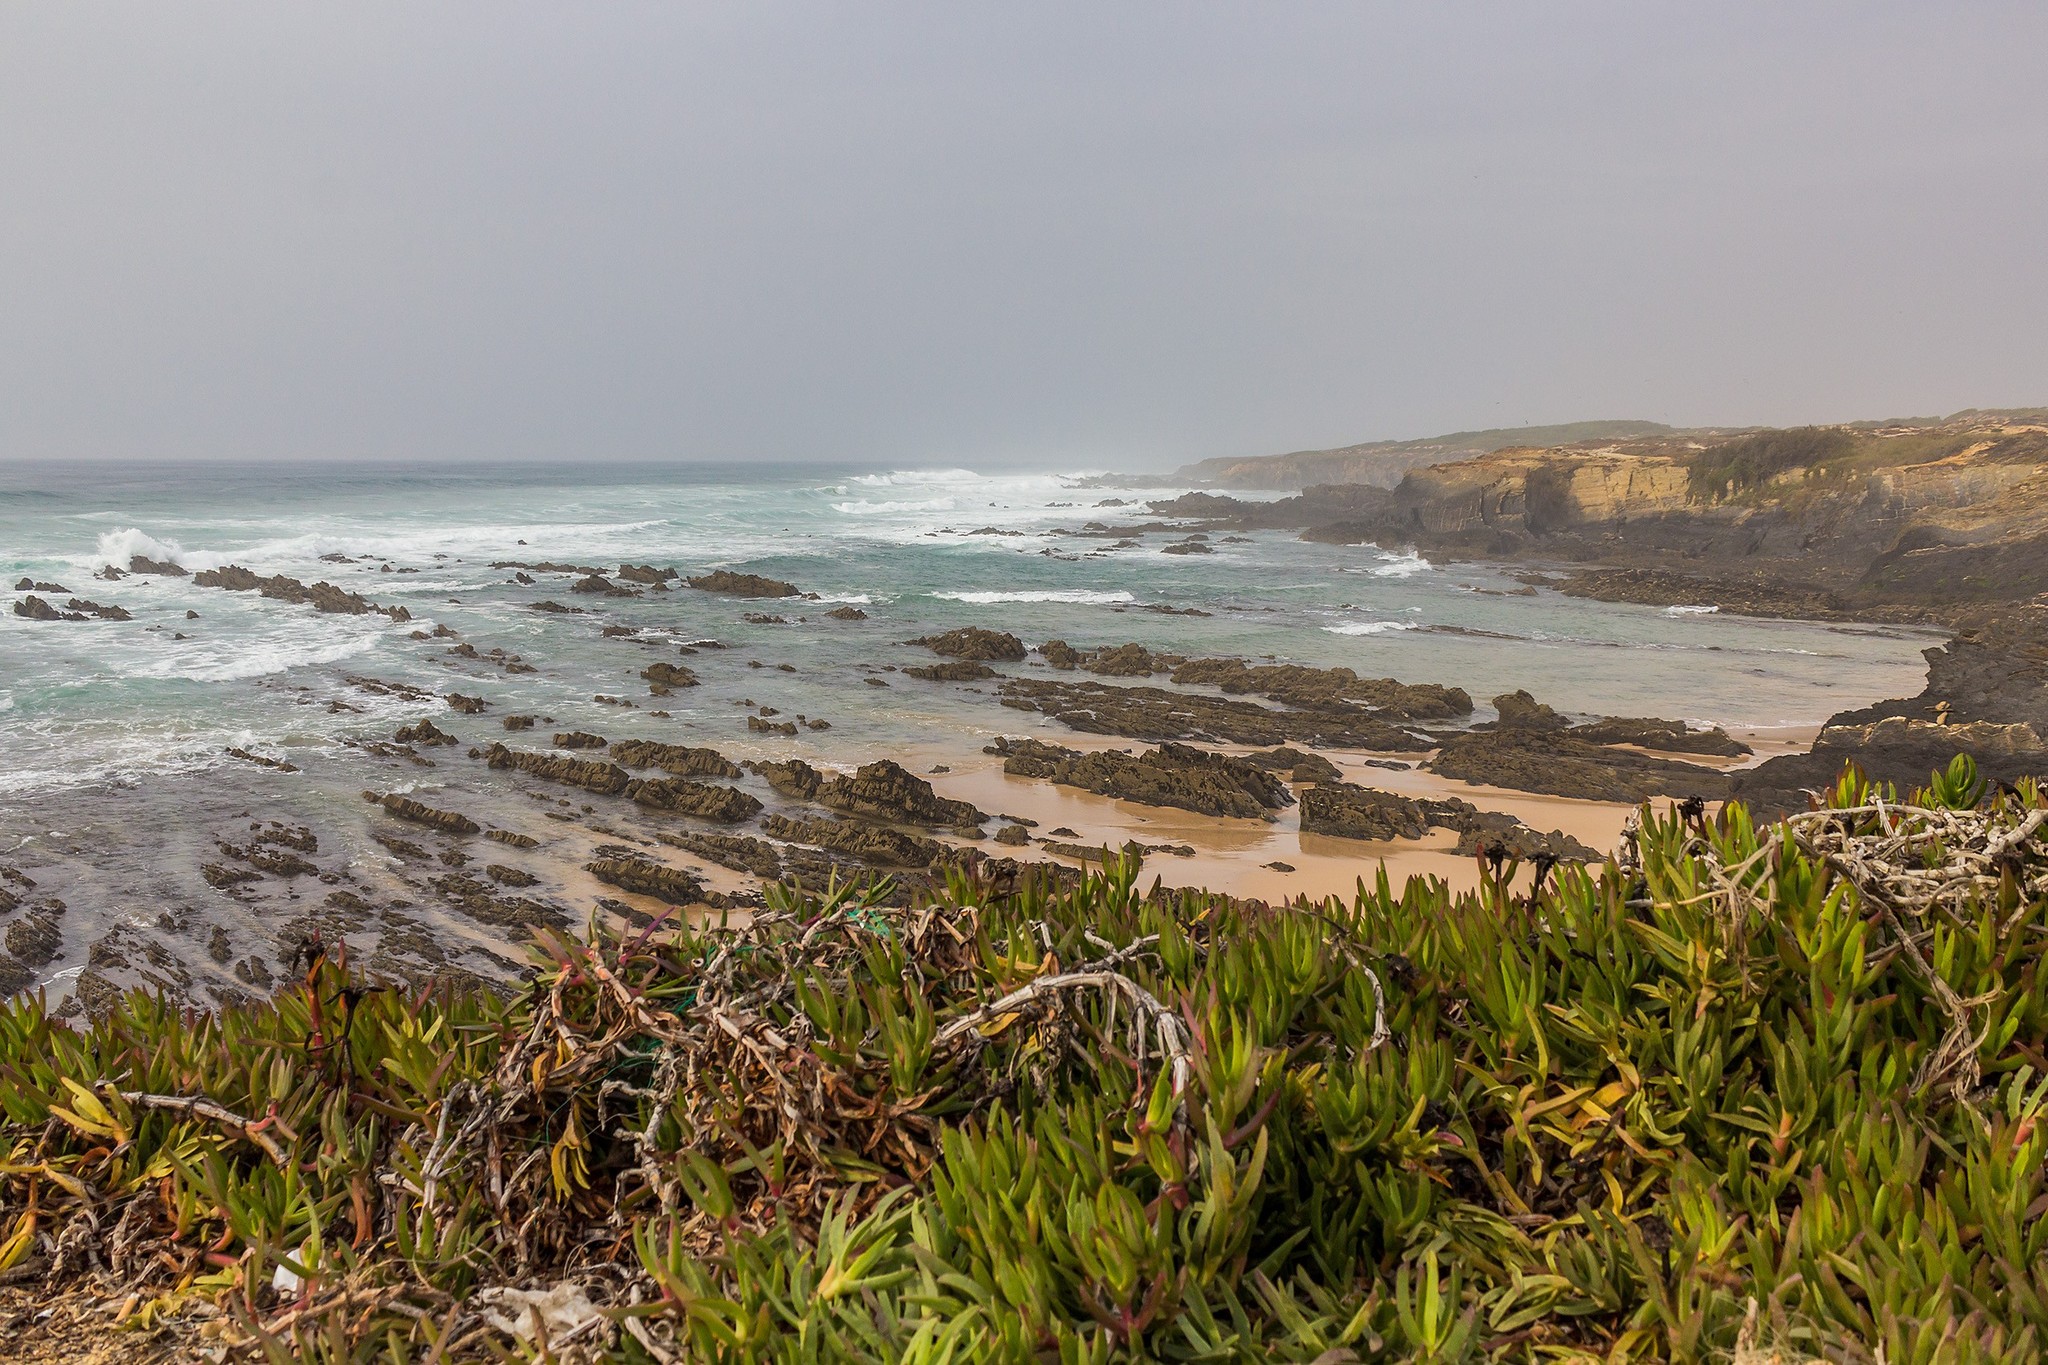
(4, 3, 2044, 469)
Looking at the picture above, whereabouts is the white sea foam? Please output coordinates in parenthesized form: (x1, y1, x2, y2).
(831, 498, 958, 515)
(1321, 620, 1423, 636)
(1665, 604, 1720, 615)
(931, 589, 1135, 606)
(124, 628, 386, 683)
(1371, 552, 1432, 578)
(95, 526, 190, 569)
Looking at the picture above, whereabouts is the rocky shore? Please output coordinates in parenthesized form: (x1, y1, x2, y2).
(11, 422, 2041, 1018)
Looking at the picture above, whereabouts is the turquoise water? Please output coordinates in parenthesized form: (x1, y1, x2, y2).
(2, 458, 1932, 804)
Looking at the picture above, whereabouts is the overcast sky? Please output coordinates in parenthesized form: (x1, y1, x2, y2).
(2, 4, 2043, 468)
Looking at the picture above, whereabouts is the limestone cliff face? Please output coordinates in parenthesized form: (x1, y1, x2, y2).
(1390, 449, 1690, 535)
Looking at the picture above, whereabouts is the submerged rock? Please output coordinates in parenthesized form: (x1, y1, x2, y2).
(904, 660, 996, 682)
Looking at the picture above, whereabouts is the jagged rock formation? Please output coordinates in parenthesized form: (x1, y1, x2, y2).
(395, 719, 458, 746)
(995, 678, 1430, 751)
(482, 744, 630, 795)
(990, 738, 1292, 820)
(1299, 782, 1601, 861)
(376, 794, 481, 835)
(625, 777, 763, 823)
(1733, 604, 2048, 814)
(687, 570, 799, 598)
(1429, 731, 1730, 803)
(904, 661, 996, 682)
(749, 759, 822, 800)
(910, 628, 1027, 661)
(610, 740, 743, 779)
(814, 761, 986, 831)
(553, 731, 608, 749)
(585, 857, 704, 903)
(193, 564, 411, 621)
(760, 815, 946, 868)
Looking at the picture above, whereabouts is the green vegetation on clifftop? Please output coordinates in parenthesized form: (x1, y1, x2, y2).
(2, 760, 2046, 1362)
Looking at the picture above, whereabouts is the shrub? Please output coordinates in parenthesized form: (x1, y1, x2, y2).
(1, 760, 2045, 1360)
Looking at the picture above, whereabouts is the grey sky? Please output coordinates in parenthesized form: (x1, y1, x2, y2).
(2, 4, 2043, 468)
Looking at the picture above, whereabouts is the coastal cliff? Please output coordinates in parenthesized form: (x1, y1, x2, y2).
(1158, 410, 2048, 622)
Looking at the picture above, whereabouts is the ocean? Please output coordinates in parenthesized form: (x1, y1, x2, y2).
(0, 458, 1936, 1006)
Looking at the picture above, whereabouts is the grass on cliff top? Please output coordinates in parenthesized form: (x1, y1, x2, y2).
(2, 757, 2046, 1363)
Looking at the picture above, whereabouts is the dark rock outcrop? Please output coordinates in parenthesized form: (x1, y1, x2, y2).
(128, 555, 188, 576)
(1567, 717, 1750, 756)
(990, 738, 1292, 820)
(193, 564, 410, 621)
(816, 761, 986, 830)
(617, 563, 677, 585)
(687, 570, 800, 598)
(1242, 747, 1344, 783)
(760, 815, 946, 868)
(1732, 604, 2048, 815)
(395, 719, 458, 746)
(1490, 690, 1569, 731)
(483, 744, 630, 795)
(378, 794, 481, 835)
(1169, 658, 1474, 720)
(642, 662, 700, 689)
(904, 661, 996, 682)
(553, 731, 609, 749)
(996, 678, 1430, 751)
(748, 758, 823, 800)
(910, 628, 1028, 662)
(825, 605, 868, 620)
(1429, 730, 1730, 803)
(586, 857, 706, 904)
(625, 777, 763, 823)
(1039, 640, 1081, 670)
(610, 740, 743, 779)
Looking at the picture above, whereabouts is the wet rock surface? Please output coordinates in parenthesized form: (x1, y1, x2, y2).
(814, 760, 987, 831)
(759, 814, 948, 868)
(686, 570, 800, 598)
(1429, 730, 1731, 802)
(584, 857, 705, 904)
(1733, 605, 2048, 814)
(989, 737, 1293, 820)
(625, 777, 763, 823)
(193, 564, 411, 621)
(610, 740, 743, 778)
(483, 743, 631, 795)
(995, 678, 1431, 751)
(910, 627, 1028, 661)
(904, 660, 997, 682)
(377, 794, 482, 835)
